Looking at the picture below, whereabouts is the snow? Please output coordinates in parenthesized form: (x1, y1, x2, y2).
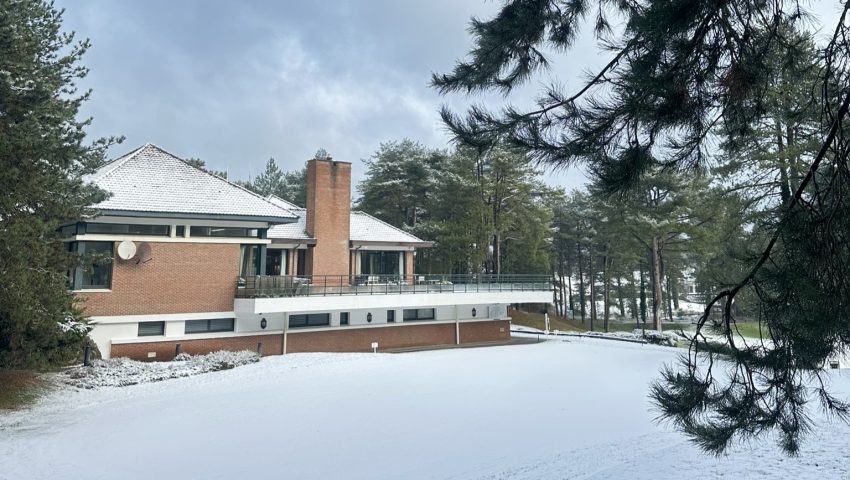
(2, 340, 849, 479)
(64, 350, 260, 388)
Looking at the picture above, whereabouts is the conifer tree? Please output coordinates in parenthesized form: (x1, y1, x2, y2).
(0, 0, 118, 367)
(435, 0, 850, 453)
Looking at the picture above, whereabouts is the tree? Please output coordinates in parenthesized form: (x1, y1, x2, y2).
(241, 158, 306, 207)
(0, 0, 118, 368)
(435, 0, 850, 453)
(184, 157, 228, 179)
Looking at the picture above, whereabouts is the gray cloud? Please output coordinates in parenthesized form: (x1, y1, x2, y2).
(59, 0, 839, 193)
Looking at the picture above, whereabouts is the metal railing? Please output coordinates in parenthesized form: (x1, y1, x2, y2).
(235, 274, 551, 298)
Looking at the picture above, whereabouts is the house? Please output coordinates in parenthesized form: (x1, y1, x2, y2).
(68, 144, 551, 360)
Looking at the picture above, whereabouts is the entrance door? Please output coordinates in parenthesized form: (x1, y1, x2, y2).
(265, 249, 285, 276)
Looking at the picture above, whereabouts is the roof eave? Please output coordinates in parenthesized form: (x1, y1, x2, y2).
(350, 240, 434, 248)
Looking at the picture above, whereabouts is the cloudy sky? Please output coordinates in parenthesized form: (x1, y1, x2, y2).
(57, 1, 841, 193)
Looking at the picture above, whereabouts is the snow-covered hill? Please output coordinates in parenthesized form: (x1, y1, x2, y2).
(1, 339, 848, 479)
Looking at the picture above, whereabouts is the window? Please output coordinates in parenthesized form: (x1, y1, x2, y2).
(360, 251, 402, 276)
(185, 318, 234, 334)
(296, 249, 306, 276)
(70, 241, 113, 290)
(138, 321, 165, 337)
(403, 308, 435, 321)
(288, 313, 330, 328)
(340, 312, 349, 326)
(59, 223, 79, 237)
(265, 249, 287, 276)
(86, 223, 170, 236)
(387, 310, 395, 323)
(175, 226, 186, 237)
(239, 245, 260, 277)
(190, 226, 259, 238)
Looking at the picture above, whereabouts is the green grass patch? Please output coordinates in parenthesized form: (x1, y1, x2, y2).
(730, 322, 767, 339)
(0, 370, 46, 411)
(508, 309, 587, 332)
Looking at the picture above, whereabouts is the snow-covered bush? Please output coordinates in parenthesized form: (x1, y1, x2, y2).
(65, 350, 260, 389)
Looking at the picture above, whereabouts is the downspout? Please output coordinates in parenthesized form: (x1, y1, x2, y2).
(283, 313, 288, 355)
(455, 305, 460, 345)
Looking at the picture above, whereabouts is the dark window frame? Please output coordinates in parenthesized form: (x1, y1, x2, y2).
(138, 321, 165, 337)
(387, 310, 395, 323)
(288, 313, 330, 328)
(85, 223, 170, 236)
(403, 308, 436, 322)
(340, 312, 350, 326)
(184, 318, 235, 334)
(190, 226, 259, 238)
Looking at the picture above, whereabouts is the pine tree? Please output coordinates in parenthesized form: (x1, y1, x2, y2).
(0, 0, 119, 368)
(435, 0, 850, 453)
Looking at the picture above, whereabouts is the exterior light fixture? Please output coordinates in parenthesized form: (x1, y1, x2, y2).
(367, 313, 373, 323)
(260, 318, 267, 329)
(472, 308, 477, 317)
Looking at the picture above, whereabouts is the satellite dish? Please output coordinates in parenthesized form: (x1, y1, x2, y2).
(136, 242, 153, 264)
(116, 240, 137, 260)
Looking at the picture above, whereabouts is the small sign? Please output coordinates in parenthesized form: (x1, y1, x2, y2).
(371, 341, 379, 353)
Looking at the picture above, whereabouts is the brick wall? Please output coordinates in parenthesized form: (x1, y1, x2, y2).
(77, 242, 240, 316)
(459, 320, 511, 343)
(111, 333, 281, 361)
(287, 322, 457, 353)
(305, 158, 351, 276)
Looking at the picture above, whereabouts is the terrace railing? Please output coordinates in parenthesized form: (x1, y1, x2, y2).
(235, 274, 551, 299)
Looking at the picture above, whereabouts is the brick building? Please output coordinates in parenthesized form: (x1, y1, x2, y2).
(69, 144, 550, 360)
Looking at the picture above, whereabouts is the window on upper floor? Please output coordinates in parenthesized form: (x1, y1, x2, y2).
(190, 226, 259, 238)
(86, 223, 170, 236)
(69, 241, 113, 290)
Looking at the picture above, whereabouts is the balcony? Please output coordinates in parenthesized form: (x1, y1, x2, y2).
(235, 274, 551, 299)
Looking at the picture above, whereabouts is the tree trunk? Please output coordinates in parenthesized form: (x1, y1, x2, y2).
(577, 241, 586, 324)
(589, 246, 596, 332)
(567, 273, 574, 313)
(639, 262, 647, 324)
(616, 276, 625, 318)
(603, 254, 610, 333)
(651, 236, 663, 331)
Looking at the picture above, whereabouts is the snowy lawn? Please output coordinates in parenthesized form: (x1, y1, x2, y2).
(1, 339, 849, 479)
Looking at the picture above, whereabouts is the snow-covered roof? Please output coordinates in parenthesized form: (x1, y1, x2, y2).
(86, 144, 296, 223)
(265, 195, 431, 246)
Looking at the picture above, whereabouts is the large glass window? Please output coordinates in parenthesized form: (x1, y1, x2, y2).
(86, 223, 170, 236)
(185, 318, 234, 334)
(191, 226, 259, 238)
(265, 249, 287, 276)
(138, 321, 165, 337)
(288, 313, 330, 328)
(403, 308, 435, 321)
(360, 251, 402, 276)
(70, 241, 113, 290)
(239, 245, 260, 277)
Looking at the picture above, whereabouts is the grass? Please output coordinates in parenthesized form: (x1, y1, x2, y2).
(509, 309, 695, 335)
(0, 370, 46, 411)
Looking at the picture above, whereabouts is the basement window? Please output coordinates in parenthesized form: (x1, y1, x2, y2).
(184, 318, 235, 334)
(403, 308, 435, 322)
(138, 321, 165, 337)
(340, 312, 349, 326)
(288, 313, 330, 328)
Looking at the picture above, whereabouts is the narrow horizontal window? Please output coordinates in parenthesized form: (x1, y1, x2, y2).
(86, 223, 170, 236)
(190, 226, 259, 238)
(403, 308, 435, 321)
(185, 318, 234, 334)
(288, 313, 330, 328)
(138, 321, 165, 337)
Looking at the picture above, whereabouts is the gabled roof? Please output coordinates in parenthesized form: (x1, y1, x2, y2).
(265, 195, 431, 246)
(85, 144, 297, 223)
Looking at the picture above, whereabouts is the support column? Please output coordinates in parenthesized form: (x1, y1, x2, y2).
(455, 305, 460, 345)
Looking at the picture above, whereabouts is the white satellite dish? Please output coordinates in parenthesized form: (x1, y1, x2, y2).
(136, 242, 153, 264)
(116, 240, 137, 260)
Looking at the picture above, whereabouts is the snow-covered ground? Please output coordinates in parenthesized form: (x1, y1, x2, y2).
(2, 339, 849, 479)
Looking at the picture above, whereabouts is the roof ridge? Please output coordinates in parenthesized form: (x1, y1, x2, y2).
(350, 210, 425, 242)
(91, 144, 149, 182)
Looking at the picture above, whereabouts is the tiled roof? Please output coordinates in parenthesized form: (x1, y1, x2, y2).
(265, 195, 429, 245)
(85, 144, 296, 222)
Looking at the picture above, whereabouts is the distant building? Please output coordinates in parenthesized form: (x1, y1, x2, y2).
(67, 144, 550, 360)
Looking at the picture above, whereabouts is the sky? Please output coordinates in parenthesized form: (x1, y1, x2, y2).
(57, 0, 842, 194)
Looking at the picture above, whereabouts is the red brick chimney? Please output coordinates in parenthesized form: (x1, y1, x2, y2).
(305, 156, 351, 277)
